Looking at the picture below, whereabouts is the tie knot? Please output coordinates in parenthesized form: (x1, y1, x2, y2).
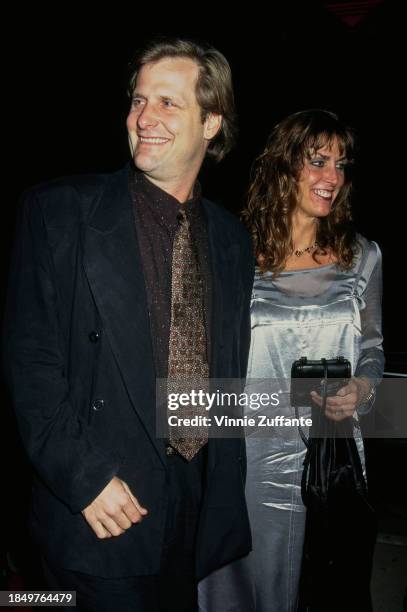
(176, 209, 188, 225)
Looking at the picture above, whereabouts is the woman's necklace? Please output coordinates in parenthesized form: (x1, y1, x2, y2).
(293, 242, 318, 257)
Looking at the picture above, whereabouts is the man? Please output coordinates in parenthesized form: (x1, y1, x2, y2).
(4, 38, 254, 611)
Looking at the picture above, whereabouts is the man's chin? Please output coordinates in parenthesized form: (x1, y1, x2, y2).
(133, 154, 160, 174)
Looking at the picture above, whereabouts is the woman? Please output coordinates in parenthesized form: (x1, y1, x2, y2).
(199, 109, 384, 611)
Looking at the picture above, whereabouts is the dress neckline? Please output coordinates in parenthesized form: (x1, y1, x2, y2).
(255, 263, 336, 277)
(254, 263, 339, 298)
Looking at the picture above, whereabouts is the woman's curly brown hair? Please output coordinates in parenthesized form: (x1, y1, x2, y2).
(242, 109, 358, 275)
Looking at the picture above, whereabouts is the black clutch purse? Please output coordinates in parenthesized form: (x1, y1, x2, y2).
(290, 356, 351, 407)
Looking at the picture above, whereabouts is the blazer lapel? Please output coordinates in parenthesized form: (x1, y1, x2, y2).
(83, 167, 166, 466)
(203, 199, 239, 378)
(203, 199, 240, 472)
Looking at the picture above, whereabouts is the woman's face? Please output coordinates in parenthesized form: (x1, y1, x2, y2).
(295, 137, 346, 220)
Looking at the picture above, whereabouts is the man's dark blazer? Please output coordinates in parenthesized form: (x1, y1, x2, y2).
(4, 165, 254, 579)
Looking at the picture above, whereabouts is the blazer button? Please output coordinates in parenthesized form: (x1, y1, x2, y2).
(92, 398, 105, 411)
(89, 331, 101, 343)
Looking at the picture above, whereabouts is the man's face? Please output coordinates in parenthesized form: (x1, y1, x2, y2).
(127, 57, 220, 195)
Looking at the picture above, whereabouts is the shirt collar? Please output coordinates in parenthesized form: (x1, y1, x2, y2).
(129, 166, 202, 227)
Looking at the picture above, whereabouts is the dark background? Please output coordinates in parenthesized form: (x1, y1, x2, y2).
(2, 0, 405, 589)
(5, 0, 401, 351)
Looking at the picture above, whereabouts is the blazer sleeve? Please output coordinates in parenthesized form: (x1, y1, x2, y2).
(3, 190, 123, 514)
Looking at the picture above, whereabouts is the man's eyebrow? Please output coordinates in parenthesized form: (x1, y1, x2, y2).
(131, 92, 186, 106)
(159, 94, 186, 105)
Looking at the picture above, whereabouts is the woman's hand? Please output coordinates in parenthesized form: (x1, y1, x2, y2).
(310, 376, 372, 421)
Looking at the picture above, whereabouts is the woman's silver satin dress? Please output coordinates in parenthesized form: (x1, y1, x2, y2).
(199, 236, 384, 612)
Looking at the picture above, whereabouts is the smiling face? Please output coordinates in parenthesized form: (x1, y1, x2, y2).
(126, 56, 221, 199)
(295, 137, 346, 220)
